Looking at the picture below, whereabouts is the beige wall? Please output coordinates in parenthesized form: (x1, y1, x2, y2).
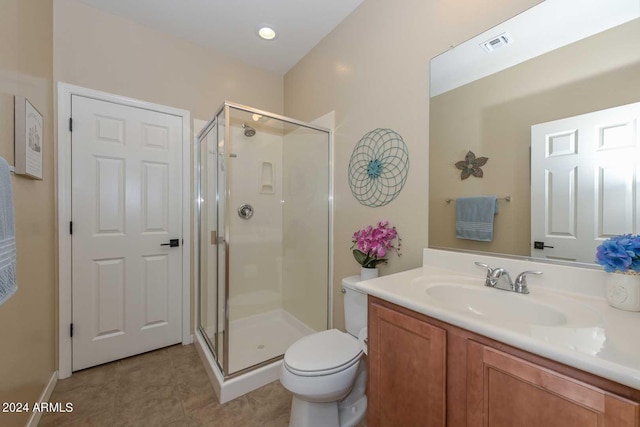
(429, 18, 640, 256)
(284, 0, 541, 329)
(53, 0, 284, 119)
(0, 1, 56, 426)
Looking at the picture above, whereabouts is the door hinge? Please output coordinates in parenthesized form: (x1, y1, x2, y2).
(69, 221, 73, 235)
(69, 117, 73, 132)
(70, 323, 74, 338)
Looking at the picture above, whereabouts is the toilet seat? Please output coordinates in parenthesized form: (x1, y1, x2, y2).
(284, 329, 362, 377)
(284, 352, 362, 377)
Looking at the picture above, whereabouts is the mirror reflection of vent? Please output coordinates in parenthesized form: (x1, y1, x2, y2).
(480, 32, 512, 53)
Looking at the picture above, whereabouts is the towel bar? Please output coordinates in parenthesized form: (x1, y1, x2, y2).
(446, 196, 511, 204)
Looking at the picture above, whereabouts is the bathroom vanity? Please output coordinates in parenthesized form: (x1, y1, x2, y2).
(367, 297, 639, 426)
(357, 250, 640, 426)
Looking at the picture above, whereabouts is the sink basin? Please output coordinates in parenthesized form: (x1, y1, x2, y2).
(405, 275, 601, 327)
(425, 284, 567, 326)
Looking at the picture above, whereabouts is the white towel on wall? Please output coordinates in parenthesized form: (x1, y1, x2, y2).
(0, 157, 17, 306)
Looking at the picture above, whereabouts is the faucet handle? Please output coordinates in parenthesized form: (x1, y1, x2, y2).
(514, 270, 542, 294)
(475, 262, 494, 278)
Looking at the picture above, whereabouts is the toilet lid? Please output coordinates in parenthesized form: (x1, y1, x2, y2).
(284, 329, 362, 374)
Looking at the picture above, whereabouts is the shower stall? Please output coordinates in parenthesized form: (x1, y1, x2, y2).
(196, 102, 332, 402)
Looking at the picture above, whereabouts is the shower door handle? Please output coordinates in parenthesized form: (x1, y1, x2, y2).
(211, 230, 224, 245)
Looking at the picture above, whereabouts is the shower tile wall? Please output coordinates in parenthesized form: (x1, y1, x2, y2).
(228, 125, 284, 321)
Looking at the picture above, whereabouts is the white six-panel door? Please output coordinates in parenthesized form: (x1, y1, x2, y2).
(531, 102, 640, 263)
(71, 95, 183, 370)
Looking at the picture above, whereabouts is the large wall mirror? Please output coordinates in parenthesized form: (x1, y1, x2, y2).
(429, 0, 640, 268)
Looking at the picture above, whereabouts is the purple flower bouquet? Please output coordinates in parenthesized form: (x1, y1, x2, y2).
(351, 221, 401, 269)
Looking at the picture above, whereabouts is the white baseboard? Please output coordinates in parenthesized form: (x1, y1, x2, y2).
(26, 370, 58, 427)
(185, 334, 194, 345)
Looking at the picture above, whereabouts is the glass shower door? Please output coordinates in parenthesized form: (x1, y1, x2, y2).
(224, 106, 330, 375)
(198, 120, 219, 362)
(199, 102, 331, 378)
(198, 106, 229, 372)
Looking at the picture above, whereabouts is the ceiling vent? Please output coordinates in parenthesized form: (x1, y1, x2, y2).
(480, 32, 513, 53)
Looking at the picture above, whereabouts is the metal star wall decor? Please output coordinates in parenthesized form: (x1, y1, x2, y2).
(455, 150, 488, 180)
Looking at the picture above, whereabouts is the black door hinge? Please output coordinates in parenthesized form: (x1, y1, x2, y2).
(69, 118, 73, 132)
(70, 323, 74, 338)
(70, 221, 73, 235)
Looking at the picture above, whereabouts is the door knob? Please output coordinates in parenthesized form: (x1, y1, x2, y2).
(533, 241, 554, 250)
(161, 239, 180, 247)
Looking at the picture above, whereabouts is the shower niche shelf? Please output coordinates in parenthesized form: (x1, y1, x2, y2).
(259, 161, 275, 194)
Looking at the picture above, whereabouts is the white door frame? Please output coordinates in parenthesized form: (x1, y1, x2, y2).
(57, 83, 192, 379)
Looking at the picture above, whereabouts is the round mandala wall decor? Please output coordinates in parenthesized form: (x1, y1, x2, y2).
(348, 128, 409, 207)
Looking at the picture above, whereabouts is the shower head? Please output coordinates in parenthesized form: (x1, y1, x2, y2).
(242, 123, 256, 137)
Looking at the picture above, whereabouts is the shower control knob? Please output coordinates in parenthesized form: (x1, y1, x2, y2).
(238, 203, 254, 220)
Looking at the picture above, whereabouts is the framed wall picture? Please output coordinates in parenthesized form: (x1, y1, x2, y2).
(14, 96, 43, 180)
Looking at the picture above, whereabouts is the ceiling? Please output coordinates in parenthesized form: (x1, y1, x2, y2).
(78, 0, 364, 75)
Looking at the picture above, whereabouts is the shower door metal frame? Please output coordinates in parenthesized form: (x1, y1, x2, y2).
(198, 101, 334, 380)
(222, 103, 231, 376)
(196, 116, 223, 372)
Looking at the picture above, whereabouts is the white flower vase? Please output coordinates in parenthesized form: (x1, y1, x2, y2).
(606, 271, 640, 312)
(360, 267, 379, 281)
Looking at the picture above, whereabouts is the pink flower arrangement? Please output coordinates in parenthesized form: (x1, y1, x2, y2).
(351, 221, 401, 269)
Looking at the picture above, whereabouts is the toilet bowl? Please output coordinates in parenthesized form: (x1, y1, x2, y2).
(280, 276, 367, 427)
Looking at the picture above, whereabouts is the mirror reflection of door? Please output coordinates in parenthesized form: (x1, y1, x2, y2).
(428, 0, 640, 266)
(531, 102, 640, 263)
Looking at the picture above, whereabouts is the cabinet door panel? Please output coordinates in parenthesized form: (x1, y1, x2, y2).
(368, 300, 446, 427)
(467, 341, 640, 426)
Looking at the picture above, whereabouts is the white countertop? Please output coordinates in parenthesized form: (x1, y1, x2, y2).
(356, 265, 640, 390)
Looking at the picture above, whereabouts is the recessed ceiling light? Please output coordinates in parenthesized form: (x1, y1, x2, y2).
(258, 26, 277, 40)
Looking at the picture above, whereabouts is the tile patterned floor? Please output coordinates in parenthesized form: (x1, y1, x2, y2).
(40, 344, 367, 427)
(40, 344, 292, 426)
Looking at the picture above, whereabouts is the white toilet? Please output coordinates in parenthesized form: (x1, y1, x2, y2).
(280, 276, 368, 427)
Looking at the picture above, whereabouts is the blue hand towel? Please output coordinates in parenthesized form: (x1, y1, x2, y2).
(455, 196, 498, 242)
(0, 157, 17, 306)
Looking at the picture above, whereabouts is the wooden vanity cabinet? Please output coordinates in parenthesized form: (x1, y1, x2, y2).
(367, 296, 640, 427)
(467, 341, 640, 426)
(367, 297, 447, 427)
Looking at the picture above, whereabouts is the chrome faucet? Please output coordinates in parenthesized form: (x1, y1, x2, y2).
(514, 270, 543, 294)
(475, 262, 542, 294)
(488, 267, 514, 291)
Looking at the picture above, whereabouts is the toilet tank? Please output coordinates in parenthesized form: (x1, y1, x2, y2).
(342, 276, 367, 337)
